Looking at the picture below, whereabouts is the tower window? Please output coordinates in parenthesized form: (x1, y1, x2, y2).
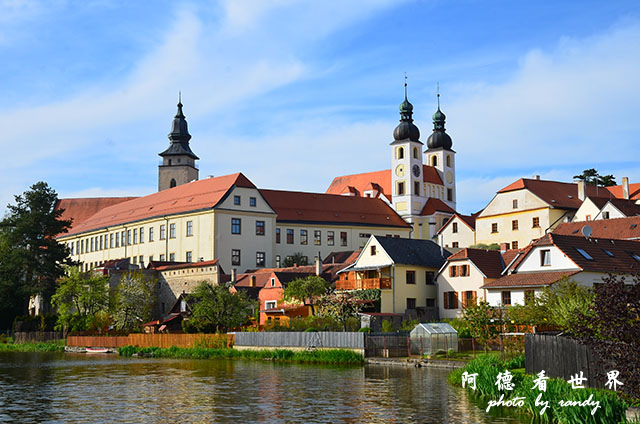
(446, 155, 451, 167)
(447, 188, 453, 201)
(431, 156, 437, 167)
(398, 147, 404, 159)
(168, 159, 172, 166)
(170, 178, 176, 188)
(397, 182, 405, 195)
(413, 147, 418, 158)
(414, 181, 420, 195)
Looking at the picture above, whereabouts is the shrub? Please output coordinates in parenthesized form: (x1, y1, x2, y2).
(358, 327, 372, 333)
(381, 320, 394, 333)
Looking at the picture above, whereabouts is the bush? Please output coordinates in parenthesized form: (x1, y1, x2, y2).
(358, 327, 372, 333)
(381, 320, 395, 333)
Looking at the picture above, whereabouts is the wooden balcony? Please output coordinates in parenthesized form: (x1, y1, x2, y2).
(337, 278, 392, 290)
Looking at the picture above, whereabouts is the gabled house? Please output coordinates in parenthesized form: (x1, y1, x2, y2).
(436, 212, 480, 249)
(338, 236, 450, 316)
(481, 233, 640, 306)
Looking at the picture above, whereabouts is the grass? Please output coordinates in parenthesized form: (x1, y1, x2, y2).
(117, 346, 364, 365)
(449, 354, 629, 423)
(0, 340, 66, 353)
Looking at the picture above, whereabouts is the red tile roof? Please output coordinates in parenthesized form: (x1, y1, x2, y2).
(605, 182, 640, 201)
(323, 250, 360, 265)
(56, 197, 138, 232)
(61, 173, 256, 237)
(151, 259, 219, 272)
(326, 165, 444, 202)
(259, 189, 410, 228)
(553, 216, 640, 240)
(481, 270, 580, 289)
(437, 212, 476, 235)
(420, 198, 456, 216)
(446, 248, 505, 278)
(498, 178, 613, 209)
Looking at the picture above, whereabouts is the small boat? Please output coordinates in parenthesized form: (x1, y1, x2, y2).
(85, 347, 110, 354)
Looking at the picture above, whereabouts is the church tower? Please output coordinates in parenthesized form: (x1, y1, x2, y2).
(391, 83, 427, 221)
(158, 97, 199, 191)
(425, 92, 456, 210)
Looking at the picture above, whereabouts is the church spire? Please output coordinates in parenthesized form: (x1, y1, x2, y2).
(426, 86, 452, 150)
(160, 94, 199, 160)
(393, 75, 421, 142)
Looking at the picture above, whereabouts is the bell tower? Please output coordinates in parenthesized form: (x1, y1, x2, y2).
(425, 89, 456, 210)
(158, 95, 199, 191)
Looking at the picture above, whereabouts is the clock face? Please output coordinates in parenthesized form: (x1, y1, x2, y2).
(446, 171, 454, 184)
(395, 165, 405, 177)
(412, 164, 421, 178)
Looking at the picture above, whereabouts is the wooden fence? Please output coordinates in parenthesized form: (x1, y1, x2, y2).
(67, 333, 234, 349)
(235, 332, 364, 350)
(525, 333, 605, 389)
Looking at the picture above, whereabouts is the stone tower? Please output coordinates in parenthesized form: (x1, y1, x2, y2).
(158, 97, 199, 191)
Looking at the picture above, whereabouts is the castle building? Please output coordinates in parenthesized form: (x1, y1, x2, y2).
(326, 88, 457, 240)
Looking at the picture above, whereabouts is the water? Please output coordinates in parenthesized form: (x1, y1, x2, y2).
(0, 352, 521, 423)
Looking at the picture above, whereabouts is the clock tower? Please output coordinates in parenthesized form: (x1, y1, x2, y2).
(391, 84, 428, 221)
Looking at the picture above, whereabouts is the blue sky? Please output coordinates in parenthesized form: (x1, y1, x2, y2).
(1, 0, 639, 215)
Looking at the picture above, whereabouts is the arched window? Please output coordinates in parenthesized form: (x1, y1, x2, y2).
(170, 179, 177, 188)
(398, 147, 404, 159)
(446, 155, 451, 167)
(431, 155, 437, 167)
(413, 147, 418, 158)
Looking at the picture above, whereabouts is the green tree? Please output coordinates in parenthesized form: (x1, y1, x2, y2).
(469, 243, 501, 251)
(186, 282, 255, 333)
(283, 252, 308, 267)
(573, 168, 617, 187)
(283, 275, 332, 315)
(317, 291, 362, 331)
(112, 271, 156, 332)
(462, 300, 499, 352)
(0, 182, 73, 327)
(51, 267, 110, 332)
(532, 278, 594, 332)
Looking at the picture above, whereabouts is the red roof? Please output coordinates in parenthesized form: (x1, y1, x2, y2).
(553, 216, 640, 240)
(56, 197, 138, 232)
(259, 189, 410, 228)
(498, 178, 613, 209)
(605, 198, 640, 217)
(326, 165, 444, 202)
(151, 259, 219, 272)
(62, 173, 255, 237)
(446, 248, 505, 278)
(481, 270, 580, 289)
(437, 212, 480, 235)
(605, 182, 640, 201)
(420, 198, 456, 216)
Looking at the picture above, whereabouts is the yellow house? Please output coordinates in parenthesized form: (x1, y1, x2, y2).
(338, 235, 450, 316)
(437, 212, 478, 249)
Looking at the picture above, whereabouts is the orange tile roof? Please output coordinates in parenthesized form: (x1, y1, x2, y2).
(326, 165, 444, 202)
(481, 270, 580, 289)
(259, 189, 410, 228)
(151, 259, 219, 272)
(62, 173, 255, 237)
(498, 178, 614, 209)
(420, 198, 456, 216)
(552, 216, 640, 240)
(446, 248, 505, 278)
(605, 182, 640, 200)
(56, 197, 138, 232)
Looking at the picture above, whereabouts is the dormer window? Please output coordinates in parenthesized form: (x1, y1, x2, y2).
(540, 249, 551, 266)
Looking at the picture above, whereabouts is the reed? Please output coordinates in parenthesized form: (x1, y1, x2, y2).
(0, 341, 65, 352)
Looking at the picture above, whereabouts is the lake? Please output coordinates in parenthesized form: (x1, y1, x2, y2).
(0, 352, 521, 423)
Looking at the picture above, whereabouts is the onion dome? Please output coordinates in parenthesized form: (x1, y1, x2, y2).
(426, 92, 453, 150)
(159, 95, 199, 160)
(392, 83, 421, 142)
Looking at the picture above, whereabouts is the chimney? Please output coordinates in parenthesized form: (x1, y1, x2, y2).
(500, 242, 509, 253)
(533, 174, 540, 180)
(315, 253, 322, 276)
(622, 177, 630, 200)
(231, 268, 237, 284)
(250, 275, 256, 287)
(577, 180, 586, 201)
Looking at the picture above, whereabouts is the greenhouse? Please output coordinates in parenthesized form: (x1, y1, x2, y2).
(410, 323, 458, 355)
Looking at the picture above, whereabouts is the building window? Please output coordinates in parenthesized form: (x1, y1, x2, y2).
(426, 298, 436, 307)
(256, 252, 266, 267)
(452, 242, 459, 248)
(431, 155, 437, 167)
(149, 255, 154, 262)
(186, 221, 193, 236)
(132, 256, 137, 265)
(256, 221, 265, 236)
(232, 249, 241, 266)
(133, 229, 138, 244)
(397, 182, 405, 196)
(90, 237, 94, 252)
(231, 218, 241, 235)
(139, 256, 144, 266)
(501, 291, 512, 306)
(126, 230, 131, 245)
(532, 217, 540, 228)
(512, 241, 519, 250)
(160, 225, 166, 240)
(540, 249, 551, 266)
(444, 291, 458, 309)
(160, 254, 166, 261)
(109, 234, 113, 248)
(447, 188, 453, 201)
(491, 223, 498, 233)
(414, 181, 420, 195)
(425, 271, 435, 285)
(270, 278, 276, 287)
(512, 220, 519, 231)
(234, 195, 241, 206)
(340, 231, 347, 246)
(275, 255, 281, 268)
(186, 251, 192, 262)
(449, 265, 458, 277)
(586, 214, 591, 221)
(397, 146, 404, 159)
(513, 199, 518, 209)
(462, 291, 477, 308)
(446, 155, 451, 167)
(169, 253, 175, 262)
(170, 179, 176, 188)
(370, 245, 376, 256)
(139, 227, 144, 243)
(265, 301, 277, 310)
(460, 265, 469, 276)
(300, 229, 308, 245)
(169, 223, 176, 238)
(406, 298, 416, 310)
(452, 222, 458, 233)
(327, 231, 335, 246)
(286, 229, 294, 244)
(115, 233, 119, 248)
(406, 270, 416, 284)
(100, 235, 104, 250)
(149, 227, 154, 242)
(314, 230, 321, 245)
(249, 197, 256, 207)
(413, 147, 418, 158)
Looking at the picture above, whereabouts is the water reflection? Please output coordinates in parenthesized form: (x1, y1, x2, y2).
(0, 352, 521, 423)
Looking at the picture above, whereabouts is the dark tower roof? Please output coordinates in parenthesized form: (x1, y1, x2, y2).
(159, 97, 199, 160)
(392, 80, 421, 144)
(426, 91, 453, 151)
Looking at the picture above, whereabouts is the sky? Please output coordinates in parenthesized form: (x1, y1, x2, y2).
(1, 0, 639, 215)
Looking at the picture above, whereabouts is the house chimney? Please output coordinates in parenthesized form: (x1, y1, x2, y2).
(250, 275, 256, 287)
(315, 253, 322, 276)
(500, 242, 509, 253)
(231, 268, 237, 284)
(533, 174, 540, 180)
(622, 177, 630, 200)
(577, 180, 586, 201)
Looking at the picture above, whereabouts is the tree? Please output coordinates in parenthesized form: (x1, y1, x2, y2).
(573, 168, 616, 187)
(112, 271, 156, 332)
(283, 252, 308, 267)
(469, 243, 500, 251)
(462, 300, 499, 352)
(317, 291, 363, 331)
(283, 275, 332, 315)
(0, 182, 74, 326)
(51, 267, 110, 332)
(0, 234, 25, 330)
(186, 282, 255, 333)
